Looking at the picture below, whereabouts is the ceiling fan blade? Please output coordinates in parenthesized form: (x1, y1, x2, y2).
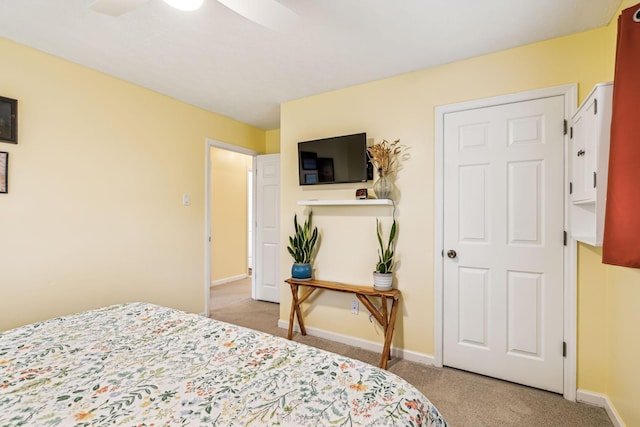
(89, 0, 150, 16)
(216, 0, 297, 31)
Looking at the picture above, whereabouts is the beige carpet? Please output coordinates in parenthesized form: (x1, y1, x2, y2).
(210, 278, 611, 426)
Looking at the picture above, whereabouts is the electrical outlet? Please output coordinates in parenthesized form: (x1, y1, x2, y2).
(351, 300, 359, 315)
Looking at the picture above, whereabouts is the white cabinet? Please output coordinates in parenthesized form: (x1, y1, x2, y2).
(570, 82, 612, 246)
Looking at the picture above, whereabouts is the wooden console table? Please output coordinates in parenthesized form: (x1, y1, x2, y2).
(285, 278, 400, 369)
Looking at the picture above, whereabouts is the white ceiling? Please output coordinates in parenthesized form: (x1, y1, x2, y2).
(0, 0, 622, 130)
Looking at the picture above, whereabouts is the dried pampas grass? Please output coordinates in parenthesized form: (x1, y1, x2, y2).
(367, 139, 404, 176)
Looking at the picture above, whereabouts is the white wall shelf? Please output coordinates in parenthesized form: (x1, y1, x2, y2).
(297, 199, 393, 206)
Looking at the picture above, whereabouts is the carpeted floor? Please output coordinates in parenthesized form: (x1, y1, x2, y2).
(210, 278, 611, 426)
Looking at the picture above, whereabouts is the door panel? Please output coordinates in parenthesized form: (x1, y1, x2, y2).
(458, 267, 490, 348)
(507, 271, 542, 357)
(443, 96, 565, 393)
(508, 160, 543, 245)
(459, 164, 489, 242)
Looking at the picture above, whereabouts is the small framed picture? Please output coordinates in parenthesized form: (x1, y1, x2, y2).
(0, 96, 17, 144)
(0, 151, 8, 193)
(304, 173, 318, 184)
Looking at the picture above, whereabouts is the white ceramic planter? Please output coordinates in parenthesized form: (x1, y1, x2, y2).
(373, 272, 393, 290)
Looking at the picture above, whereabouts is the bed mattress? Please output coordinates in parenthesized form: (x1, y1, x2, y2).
(0, 302, 446, 426)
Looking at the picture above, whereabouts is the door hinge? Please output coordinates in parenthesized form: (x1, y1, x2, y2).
(563, 230, 567, 246)
(593, 171, 597, 188)
(563, 341, 567, 357)
(569, 182, 573, 195)
(594, 99, 598, 115)
(563, 120, 568, 135)
(209, 236, 212, 242)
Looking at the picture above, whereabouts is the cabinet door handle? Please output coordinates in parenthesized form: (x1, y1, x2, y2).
(577, 150, 585, 157)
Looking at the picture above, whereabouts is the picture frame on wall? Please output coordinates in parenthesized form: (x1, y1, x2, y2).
(0, 151, 8, 193)
(0, 96, 17, 144)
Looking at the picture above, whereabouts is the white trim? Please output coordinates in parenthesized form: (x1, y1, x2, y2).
(246, 169, 253, 280)
(206, 138, 260, 157)
(204, 139, 262, 318)
(204, 142, 212, 318)
(210, 274, 250, 287)
(434, 84, 578, 399)
(250, 157, 258, 300)
(277, 320, 436, 366)
(577, 390, 625, 427)
(433, 99, 445, 368)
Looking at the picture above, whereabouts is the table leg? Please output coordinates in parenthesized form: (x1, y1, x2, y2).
(380, 297, 400, 369)
(287, 283, 297, 339)
(288, 282, 307, 339)
(380, 296, 390, 362)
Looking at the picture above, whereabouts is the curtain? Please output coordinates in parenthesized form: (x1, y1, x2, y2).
(602, 3, 640, 267)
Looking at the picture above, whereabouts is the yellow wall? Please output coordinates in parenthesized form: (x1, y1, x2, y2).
(606, 261, 640, 424)
(210, 147, 253, 281)
(578, 241, 640, 425)
(577, 244, 609, 393)
(280, 1, 638, 424)
(0, 37, 265, 330)
(265, 128, 281, 154)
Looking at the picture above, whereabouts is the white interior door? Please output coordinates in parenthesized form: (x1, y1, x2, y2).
(254, 154, 280, 303)
(443, 96, 565, 393)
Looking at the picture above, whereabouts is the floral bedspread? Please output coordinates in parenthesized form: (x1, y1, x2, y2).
(0, 302, 447, 426)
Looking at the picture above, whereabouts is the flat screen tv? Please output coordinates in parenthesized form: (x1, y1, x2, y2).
(298, 132, 370, 185)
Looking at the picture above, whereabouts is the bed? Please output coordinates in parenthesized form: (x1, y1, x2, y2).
(0, 302, 447, 426)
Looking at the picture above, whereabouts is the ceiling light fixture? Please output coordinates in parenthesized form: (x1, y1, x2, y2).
(163, 0, 204, 12)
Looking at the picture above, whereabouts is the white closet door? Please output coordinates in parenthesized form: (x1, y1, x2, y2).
(443, 96, 565, 393)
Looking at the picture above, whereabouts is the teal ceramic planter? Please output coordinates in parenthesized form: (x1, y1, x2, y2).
(291, 263, 312, 280)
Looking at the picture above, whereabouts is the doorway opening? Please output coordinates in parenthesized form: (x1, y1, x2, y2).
(204, 139, 258, 317)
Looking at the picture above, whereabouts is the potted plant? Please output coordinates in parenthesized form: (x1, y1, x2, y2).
(287, 211, 318, 281)
(373, 218, 397, 290)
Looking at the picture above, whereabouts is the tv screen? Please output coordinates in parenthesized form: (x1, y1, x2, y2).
(298, 133, 369, 185)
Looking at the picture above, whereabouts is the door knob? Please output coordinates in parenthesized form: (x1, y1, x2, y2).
(447, 250, 457, 259)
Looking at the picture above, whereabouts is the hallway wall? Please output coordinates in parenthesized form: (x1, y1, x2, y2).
(210, 147, 253, 282)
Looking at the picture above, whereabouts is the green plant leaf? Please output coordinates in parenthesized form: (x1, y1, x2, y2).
(288, 211, 318, 264)
(388, 220, 397, 246)
(376, 219, 384, 254)
(375, 218, 397, 273)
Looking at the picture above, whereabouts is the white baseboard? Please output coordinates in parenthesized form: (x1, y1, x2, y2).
(277, 319, 435, 366)
(210, 274, 249, 287)
(577, 390, 625, 427)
